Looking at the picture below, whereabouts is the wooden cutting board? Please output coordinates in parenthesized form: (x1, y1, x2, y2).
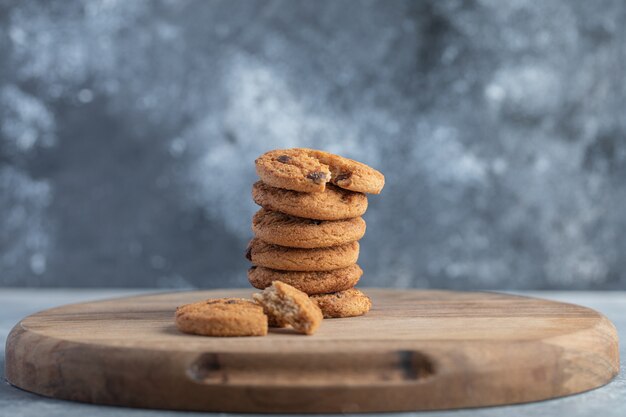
(5, 289, 619, 413)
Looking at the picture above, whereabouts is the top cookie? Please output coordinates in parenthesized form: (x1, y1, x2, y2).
(255, 148, 385, 194)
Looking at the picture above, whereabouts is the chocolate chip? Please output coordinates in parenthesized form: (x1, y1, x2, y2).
(277, 155, 291, 163)
(307, 171, 327, 184)
(335, 172, 352, 182)
(226, 300, 238, 304)
(245, 246, 252, 261)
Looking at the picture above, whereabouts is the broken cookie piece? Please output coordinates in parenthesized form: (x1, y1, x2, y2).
(253, 281, 323, 335)
(305, 149, 384, 194)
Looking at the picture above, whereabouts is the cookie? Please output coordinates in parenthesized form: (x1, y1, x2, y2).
(246, 238, 359, 271)
(253, 281, 323, 335)
(306, 149, 385, 194)
(248, 264, 363, 295)
(175, 298, 268, 337)
(255, 148, 385, 194)
(252, 208, 366, 248)
(311, 289, 372, 318)
(255, 149, 331, 193)
(252, 181, 368, 221)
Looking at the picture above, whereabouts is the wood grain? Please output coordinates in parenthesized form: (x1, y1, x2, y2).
(4, 289, 620, 413)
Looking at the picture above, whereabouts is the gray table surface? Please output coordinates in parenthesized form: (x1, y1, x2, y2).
(0, 289, 624, 417)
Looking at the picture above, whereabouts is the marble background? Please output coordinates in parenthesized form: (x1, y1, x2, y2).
(1, 0, 625, 289)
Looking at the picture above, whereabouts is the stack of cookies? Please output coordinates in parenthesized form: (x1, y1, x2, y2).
(246, 148, 384, 319)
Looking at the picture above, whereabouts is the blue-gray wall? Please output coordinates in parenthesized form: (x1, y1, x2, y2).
(1, 0, 625, 289)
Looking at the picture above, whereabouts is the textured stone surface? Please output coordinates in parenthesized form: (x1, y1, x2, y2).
(0, 1, 625, 289)
(1, 289, 625, 416)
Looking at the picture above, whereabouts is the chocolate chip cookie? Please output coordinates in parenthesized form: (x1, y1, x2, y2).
(311, 289, 372, 318)
(255, 149, 331, 193)
(252, 181, 368, 221)
(306, 149, 385, 194)
(175, 298, 268, 337)
(246, 238, 359, 271)
(253, 281, 323, 335)
(255, 148, 384, 194)
(248, 264, 363, 295)
(252, 208, 366, 248)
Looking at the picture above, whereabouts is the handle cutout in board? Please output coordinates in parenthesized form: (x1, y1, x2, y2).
(187, 350, 436, 386)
